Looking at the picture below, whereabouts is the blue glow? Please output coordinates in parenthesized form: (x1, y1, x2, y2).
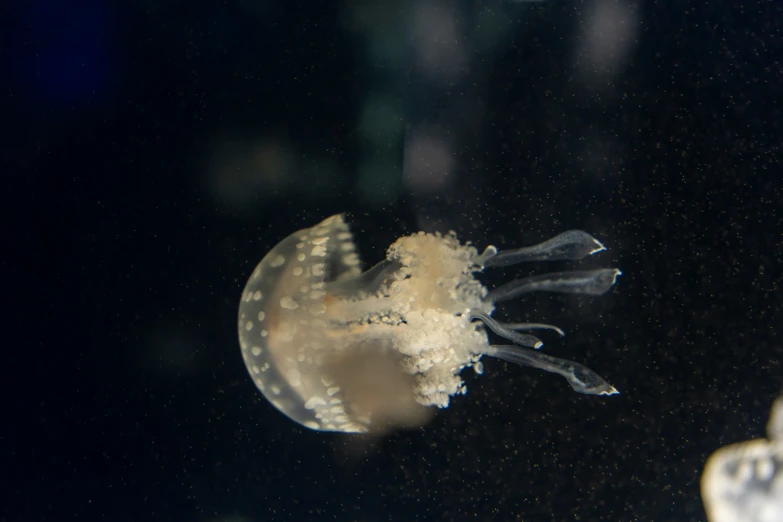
(12, 0, 118, 108)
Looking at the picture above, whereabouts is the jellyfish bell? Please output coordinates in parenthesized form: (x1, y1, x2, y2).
(238, 213, 621, 434)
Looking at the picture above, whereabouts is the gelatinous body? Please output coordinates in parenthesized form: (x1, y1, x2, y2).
(702, 397, 783, 522)
(238, 214, 621, 433)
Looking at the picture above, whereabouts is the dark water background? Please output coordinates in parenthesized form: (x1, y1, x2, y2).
(4, 1, 782, 521)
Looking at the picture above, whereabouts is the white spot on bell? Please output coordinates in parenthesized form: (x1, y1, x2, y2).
(304, 396, 327, 410)
(287, 369, 302, 387)
(280, 296, 298, 310)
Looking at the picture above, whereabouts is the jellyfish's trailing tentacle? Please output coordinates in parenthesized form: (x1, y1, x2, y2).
(470, 311, 544, 349)
(501, 322, 566, 337)
(473, 231, 621, 397)
(481, 345, 619, 396)
(477, 230, 607, 268)
(487, 268, 622, 303)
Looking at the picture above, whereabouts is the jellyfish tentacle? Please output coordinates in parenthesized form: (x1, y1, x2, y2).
(479, 230, 607, 268)
(470, 311, 544, 349)
(487, 268, 622, 303)
(501, 322, 566, 337)
(481, 344, 619, 396)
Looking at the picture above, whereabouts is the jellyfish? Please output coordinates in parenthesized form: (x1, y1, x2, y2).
(701, 397, 783, 522)
(237, 214, 621, 433)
